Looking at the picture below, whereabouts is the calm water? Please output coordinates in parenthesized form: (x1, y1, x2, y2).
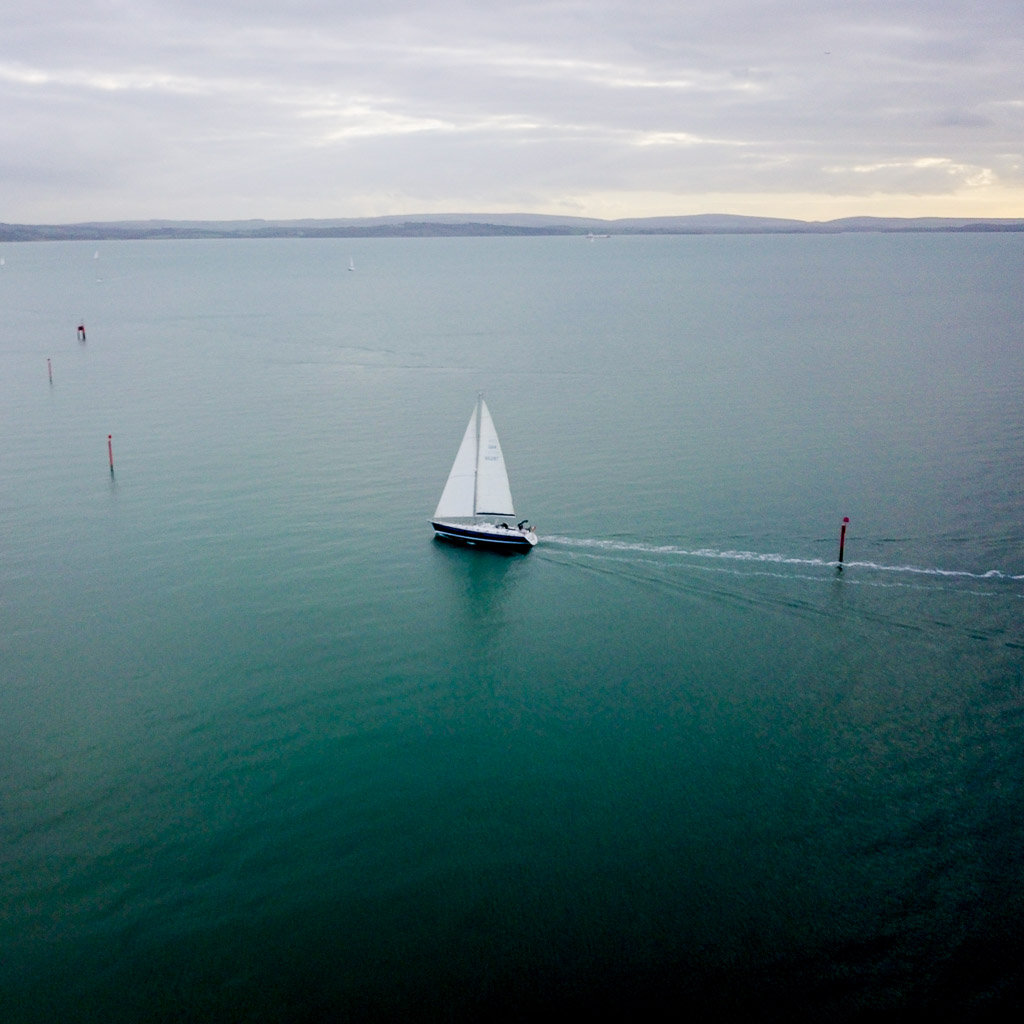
(2, 234, 1023, 1020)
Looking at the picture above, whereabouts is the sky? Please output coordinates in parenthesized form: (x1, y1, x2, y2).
(2, 0, 1023, 223)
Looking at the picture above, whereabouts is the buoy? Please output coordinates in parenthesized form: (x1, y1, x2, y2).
(47, 358, 52, 384)
(77, 323, 86, 341)
(838, 516, 849, 571)
(108, 434, 114, 474)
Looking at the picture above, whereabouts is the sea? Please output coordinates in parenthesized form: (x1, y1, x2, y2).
(1, 232, 1022, 1021)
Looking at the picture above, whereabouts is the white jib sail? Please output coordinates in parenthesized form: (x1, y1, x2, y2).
(434, 404, 480, 519)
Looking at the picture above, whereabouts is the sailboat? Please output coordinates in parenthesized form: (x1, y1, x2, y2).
(432, 395, 537, 551)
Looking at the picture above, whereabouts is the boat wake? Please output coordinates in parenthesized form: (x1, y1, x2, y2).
(542, 536, 1024, 588)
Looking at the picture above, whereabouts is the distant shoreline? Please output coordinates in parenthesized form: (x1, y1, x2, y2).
(2, 213, 1023, 242)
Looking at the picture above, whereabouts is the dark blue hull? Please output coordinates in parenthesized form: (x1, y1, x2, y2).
(431, 520, 537, 552)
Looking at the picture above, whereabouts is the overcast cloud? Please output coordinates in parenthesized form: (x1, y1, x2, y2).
(2, 0, 1022, 222)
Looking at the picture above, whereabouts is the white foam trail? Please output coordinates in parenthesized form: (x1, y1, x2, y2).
(543, 536, 1024, 581)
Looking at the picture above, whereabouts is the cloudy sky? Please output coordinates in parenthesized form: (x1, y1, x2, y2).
(3, 0, 1022, 223)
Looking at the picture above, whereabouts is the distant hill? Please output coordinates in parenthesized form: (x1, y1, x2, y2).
(2, 213, 1023, 242)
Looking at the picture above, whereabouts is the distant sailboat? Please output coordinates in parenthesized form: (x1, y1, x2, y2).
(431, 395, 537, 551)
(348, 256, 355, 271)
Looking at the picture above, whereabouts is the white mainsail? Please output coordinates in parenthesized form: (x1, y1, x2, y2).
(434, 397, 515, 519)
(473, 399, 514, 516)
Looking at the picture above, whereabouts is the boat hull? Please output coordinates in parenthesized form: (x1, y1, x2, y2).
(431, 520, 537, 551)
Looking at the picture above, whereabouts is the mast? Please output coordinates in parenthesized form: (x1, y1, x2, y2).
(472, 392, 482, 516)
